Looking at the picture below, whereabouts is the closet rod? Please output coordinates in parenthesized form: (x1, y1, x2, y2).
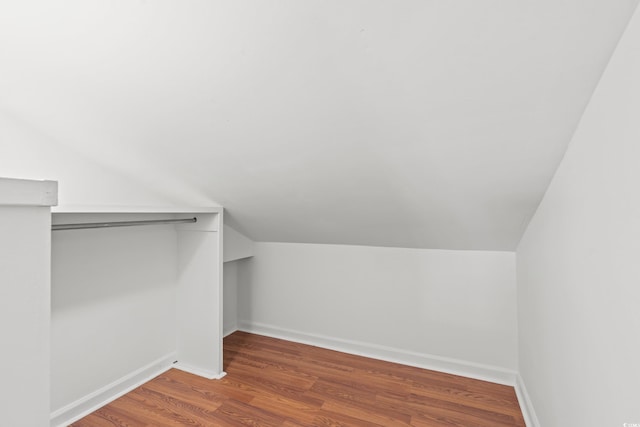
(52, 217, 197, 231)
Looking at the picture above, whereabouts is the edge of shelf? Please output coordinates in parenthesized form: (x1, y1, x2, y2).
(0, 177, 58, 207)
(52, 205, 223, 214)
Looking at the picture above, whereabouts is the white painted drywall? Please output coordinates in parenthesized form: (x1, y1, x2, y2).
(0, 178, 55, 427)
(223, 225, 253, 336)
(516, 6, 640, 426)
(223, 225, 254, 262)
(0, 111, 206, 208)
(238, 242, 517, 372)
(222, 224, 252, 336)
(176, 226, 223, 379)
(223, 260, 239, 336)
(2, 1, 638, 250)
(51, 216, 178, 412)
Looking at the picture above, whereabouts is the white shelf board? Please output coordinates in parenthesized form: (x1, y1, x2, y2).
(0, 177, 58, 207)
(52, 205, 222, 214)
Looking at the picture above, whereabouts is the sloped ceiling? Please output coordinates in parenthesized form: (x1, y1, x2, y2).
(1, 0, 638, 250)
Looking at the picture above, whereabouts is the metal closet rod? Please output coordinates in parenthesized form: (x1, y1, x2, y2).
(52, 217, 197, 231)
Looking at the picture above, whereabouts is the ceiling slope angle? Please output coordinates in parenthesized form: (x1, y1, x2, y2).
(0, 0, 638, 250)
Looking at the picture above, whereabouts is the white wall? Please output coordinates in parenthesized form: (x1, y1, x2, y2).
(223, 225, 254, 262)
(0, 110, 210, 208)
(51, 215, 178, 412)
(238, 242, 518, 379)
(223, 260, 239, 336)
(223, 225, 253, 336)
(516, 6, 640, 427)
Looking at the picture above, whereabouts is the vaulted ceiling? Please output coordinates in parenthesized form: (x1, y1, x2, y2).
(1, 1, 638, 250)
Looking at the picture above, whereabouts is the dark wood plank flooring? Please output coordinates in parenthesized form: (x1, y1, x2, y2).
(72, 331, 525, 426)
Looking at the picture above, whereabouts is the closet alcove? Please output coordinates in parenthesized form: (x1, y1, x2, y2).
(0, 178, 225, 427)
(50, 206, 224, 426)
(51, 207, 224, 425)
(50, 205, 224, 426)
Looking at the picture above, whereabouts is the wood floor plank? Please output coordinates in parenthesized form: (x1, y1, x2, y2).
(72, 331, 525, 427)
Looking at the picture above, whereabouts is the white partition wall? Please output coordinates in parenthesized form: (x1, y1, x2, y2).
(0, 178, 57, 427)
(175, 213, 224, 378)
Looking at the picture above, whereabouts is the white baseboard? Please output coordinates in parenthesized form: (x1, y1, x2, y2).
(50, 353, 176, 427)
(172, 362, 227, 380)
(238, 321, 517, 386)
(224, 327, 239, 338)
(515, 374, 541, 427)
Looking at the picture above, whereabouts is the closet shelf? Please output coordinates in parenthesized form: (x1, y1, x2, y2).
(52, 205, 222, 214)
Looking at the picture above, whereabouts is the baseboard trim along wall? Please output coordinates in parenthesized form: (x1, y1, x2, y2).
(515, 374, 541, 427)
(172, 363, 227, 380)
(50, 353, 176, 427)
(224, 327, 239, 338)
(237, 321, 518, 386)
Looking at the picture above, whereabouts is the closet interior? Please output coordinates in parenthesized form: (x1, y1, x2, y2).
(0, 178, 225, 427)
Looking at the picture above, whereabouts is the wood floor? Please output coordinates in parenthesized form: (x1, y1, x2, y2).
(72, 331, 526, 426)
